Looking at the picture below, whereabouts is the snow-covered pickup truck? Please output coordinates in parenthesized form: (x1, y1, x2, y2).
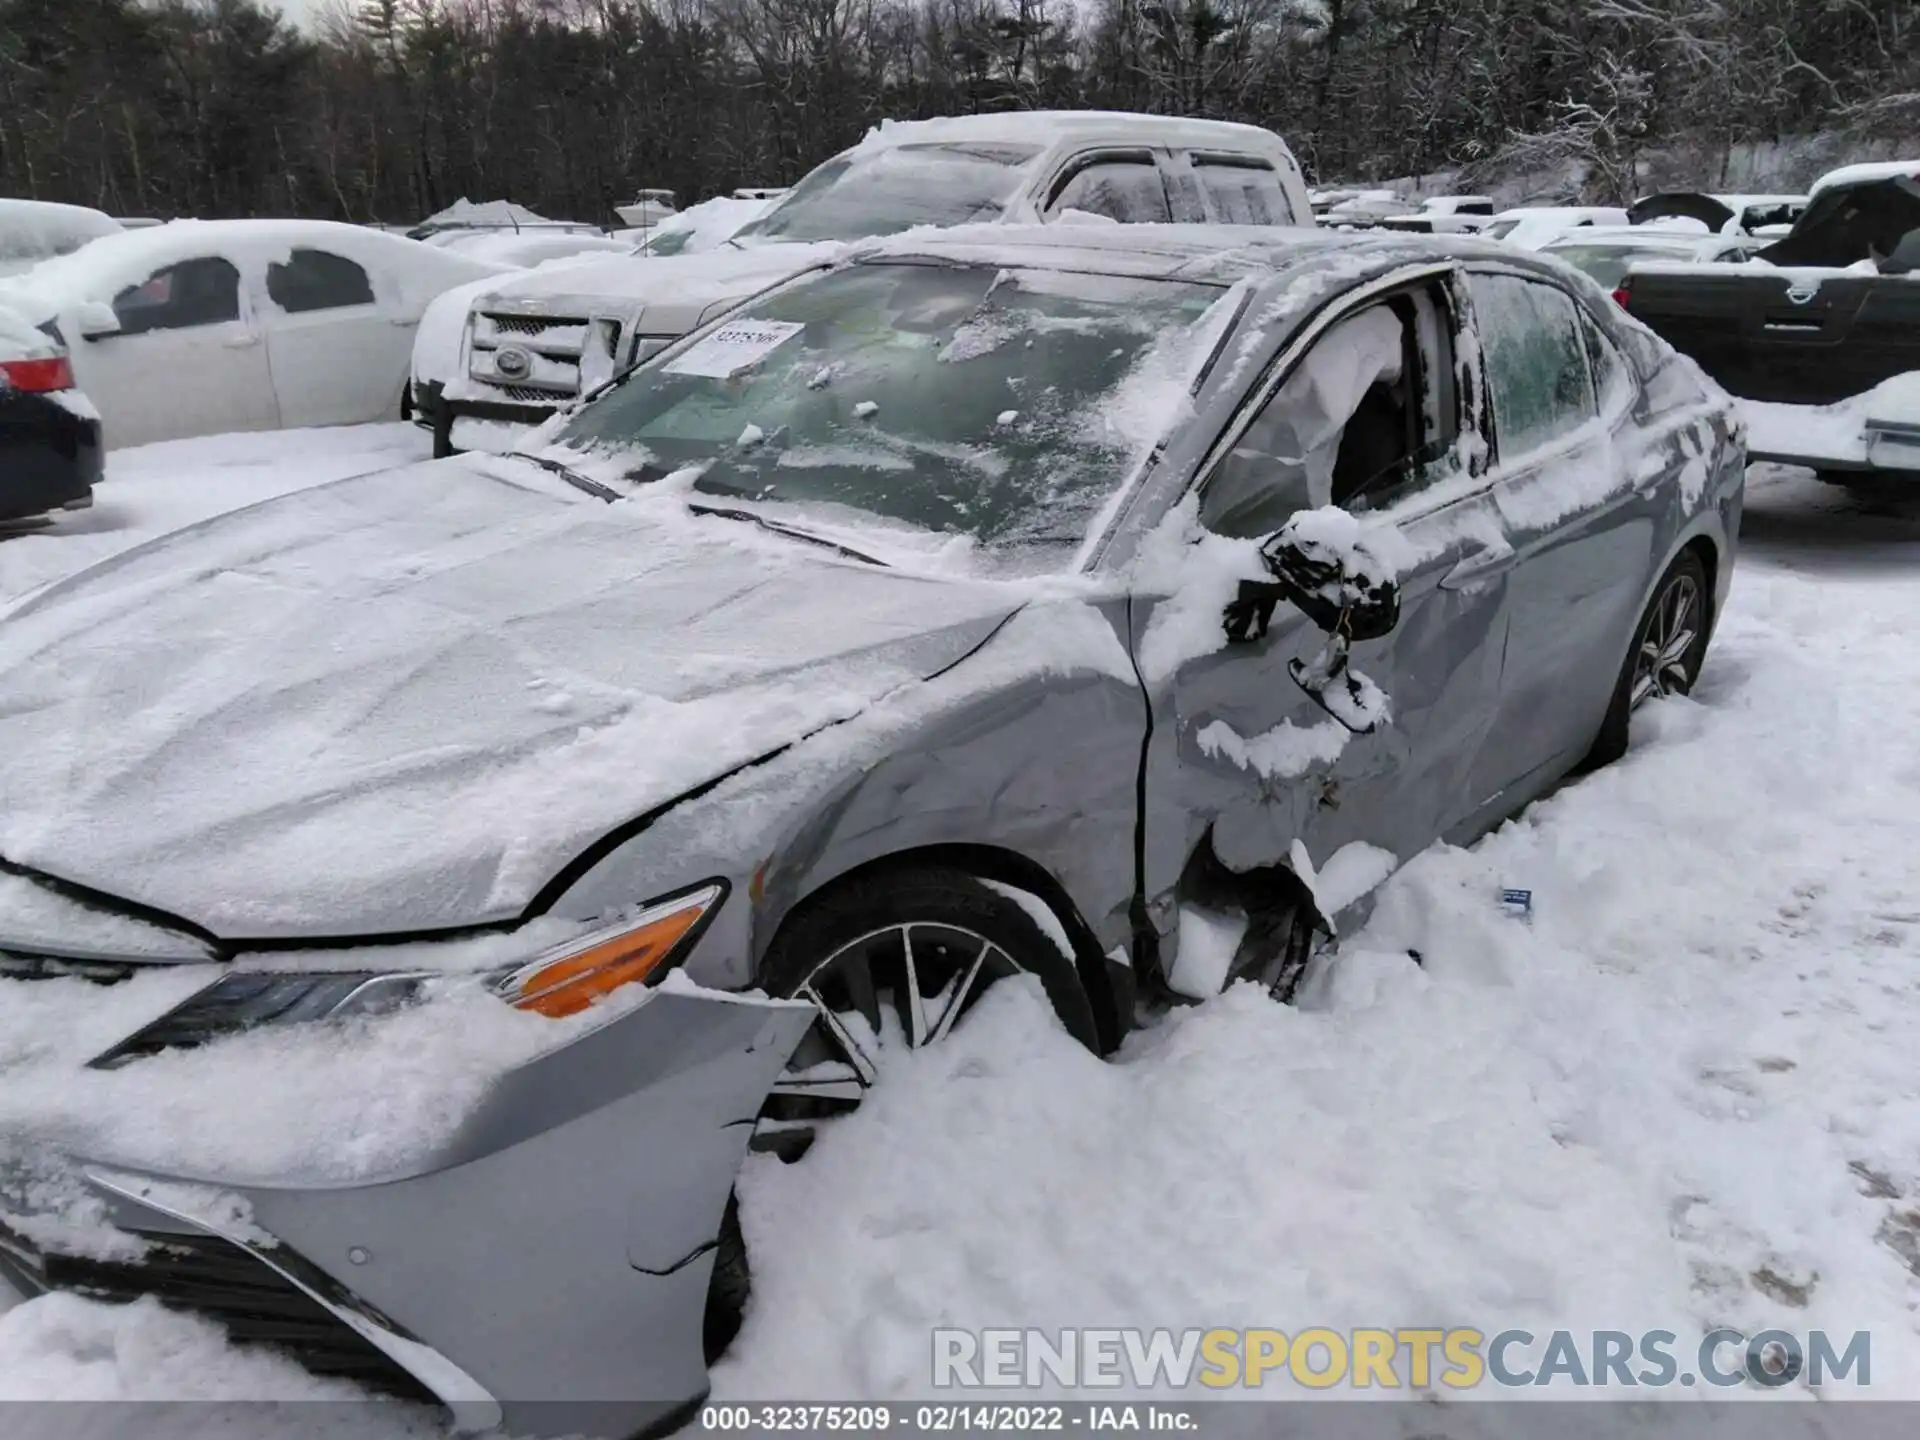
(413, 110, 1312, 455)
(1617, 162, 1920, 486)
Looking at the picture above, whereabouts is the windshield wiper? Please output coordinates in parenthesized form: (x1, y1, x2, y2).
(504, 450, 620, 503)
(687, 502, 889, 567)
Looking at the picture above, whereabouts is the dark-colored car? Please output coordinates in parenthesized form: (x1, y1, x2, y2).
(0, 225, 1741, 1438)
(0, 307, 101, 525)
(1618, 164, 1920, 480)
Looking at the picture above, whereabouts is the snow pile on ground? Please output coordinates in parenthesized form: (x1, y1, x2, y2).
(720, 465, 1920, 1401)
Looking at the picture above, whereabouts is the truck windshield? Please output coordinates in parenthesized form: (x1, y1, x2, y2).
(552, 261, 1226, 557)
(730, 144, 1042, 245)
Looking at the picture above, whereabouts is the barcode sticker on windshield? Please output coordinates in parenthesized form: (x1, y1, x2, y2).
(663, 320, 806, 379)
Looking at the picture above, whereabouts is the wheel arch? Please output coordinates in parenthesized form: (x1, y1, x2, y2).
(755, 842, 1125, 1055)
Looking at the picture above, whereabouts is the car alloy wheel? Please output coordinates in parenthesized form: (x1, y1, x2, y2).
(768, 921, 1029, 1124)
(1629, 569, 1701, 709)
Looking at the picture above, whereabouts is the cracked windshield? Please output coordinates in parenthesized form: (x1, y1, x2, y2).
(555, 261, 1224, 557)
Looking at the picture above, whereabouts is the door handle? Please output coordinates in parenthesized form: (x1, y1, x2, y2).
(1439, 540, 1516, 590)
(222, 333, 261, 349)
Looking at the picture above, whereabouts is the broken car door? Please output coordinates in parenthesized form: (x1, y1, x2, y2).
(1136, 268, 1514, 979)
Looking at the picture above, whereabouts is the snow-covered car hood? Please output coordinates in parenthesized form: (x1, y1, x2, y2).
(0, 457, 1024, 941)
(474, 240, 844, 326)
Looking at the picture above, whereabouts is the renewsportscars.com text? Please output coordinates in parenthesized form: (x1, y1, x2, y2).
(932, 1326, 1871, 1390)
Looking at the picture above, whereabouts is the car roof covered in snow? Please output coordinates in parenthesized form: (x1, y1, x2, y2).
(853, 110, 1293, 159)
(1809, 161, 1920, 195)
(0, 219, 508, 320)
(842, 220, 1535, 288)
(1541, 226, 1732, 250)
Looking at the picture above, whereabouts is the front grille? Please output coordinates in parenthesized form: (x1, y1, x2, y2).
(489, 384, 564, 405)
(485, 315, 557, 336)
(0, 1219, 437, 1404)
(467, 309, 627, 403)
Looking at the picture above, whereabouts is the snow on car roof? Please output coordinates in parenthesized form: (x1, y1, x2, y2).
(853, 109, 1292, 157)
(846, 220, 1512, 286)
(1541, 227, 1729, 251)
(416, 197, 554, 229)
(1492, 205, 1631, 220)
(1809, 161, 1920, 195)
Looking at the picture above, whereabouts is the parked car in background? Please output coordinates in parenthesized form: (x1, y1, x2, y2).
(614, 188, 677, 230)
(0, 220, 507, 448)
(415, 109, 1315, 456)
(1310, 186, 1387, 216)
(0, 306, 100, 524)
(1320, 192, 1412, 226)
(1541, 226, 1768, 297)
(0, 221, 1740, 1440)
(1627, 191, 1807, 235)
(1374, 195, 1496, 234)
(631, 192, 787, 257)
(0, 198, 122, 279)
(1619, 161, 1920, 488)
(1482, 206, 1632, 249)
(406, 199, 602, 245)
(428, 229, 637, 269)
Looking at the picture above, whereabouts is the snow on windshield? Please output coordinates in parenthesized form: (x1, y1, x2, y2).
(554, 261, 1232, 561)
(730, 143, 1040, 245)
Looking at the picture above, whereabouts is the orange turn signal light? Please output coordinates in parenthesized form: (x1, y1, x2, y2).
(500, 886, 720, 1018)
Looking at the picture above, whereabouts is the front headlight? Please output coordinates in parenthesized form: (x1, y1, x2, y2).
(87, 883, 726, 1068)
(490, 882, 721, 1017)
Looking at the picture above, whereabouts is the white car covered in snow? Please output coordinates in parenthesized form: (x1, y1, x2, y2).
(1482, 206, 1633, 250)
(413, 110, 1313, 455)
(0, 220, 507, 449)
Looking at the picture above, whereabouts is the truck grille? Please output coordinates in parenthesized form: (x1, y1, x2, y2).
(465, 306, 675, 409)
(0, 1218, 437, 1404)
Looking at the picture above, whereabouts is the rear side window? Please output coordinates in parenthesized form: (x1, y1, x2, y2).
(1468, 272, 1597, 460)
(267, 249, 375, 313)
(111, 257, 241, 334)
(1048, 156, 1172, 224)
(1194, 157, 1292, 226)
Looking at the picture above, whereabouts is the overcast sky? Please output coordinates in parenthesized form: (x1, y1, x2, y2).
(271, 0, 331, 31)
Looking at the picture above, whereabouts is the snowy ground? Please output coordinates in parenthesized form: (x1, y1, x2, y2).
(2, 436, 1919, 1419)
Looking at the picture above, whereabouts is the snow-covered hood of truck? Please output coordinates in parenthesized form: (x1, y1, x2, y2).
(0, 456, 1025, 941)
(474, 240, 845, 324)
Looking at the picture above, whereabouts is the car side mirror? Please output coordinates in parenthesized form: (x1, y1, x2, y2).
(1259, 516, 1400, 734)
(73, 301, 121, 340)
(1260, 517, 1400, 641)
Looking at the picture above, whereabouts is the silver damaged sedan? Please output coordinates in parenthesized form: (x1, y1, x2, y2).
(0, 224, 1743, 1435)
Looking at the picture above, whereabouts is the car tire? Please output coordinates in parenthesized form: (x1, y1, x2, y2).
(701, 865, 1095, 1358)
(703, 1194, 752, 1364)
(1583, 549, 1711, 769)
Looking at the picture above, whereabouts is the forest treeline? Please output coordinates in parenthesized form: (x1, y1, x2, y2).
(2, 0, 1914, 225)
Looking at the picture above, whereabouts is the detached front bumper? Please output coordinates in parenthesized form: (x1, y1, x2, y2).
(0, 984, 813, 1439)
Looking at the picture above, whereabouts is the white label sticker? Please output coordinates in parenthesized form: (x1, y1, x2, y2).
(663, 320, 806, 379)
